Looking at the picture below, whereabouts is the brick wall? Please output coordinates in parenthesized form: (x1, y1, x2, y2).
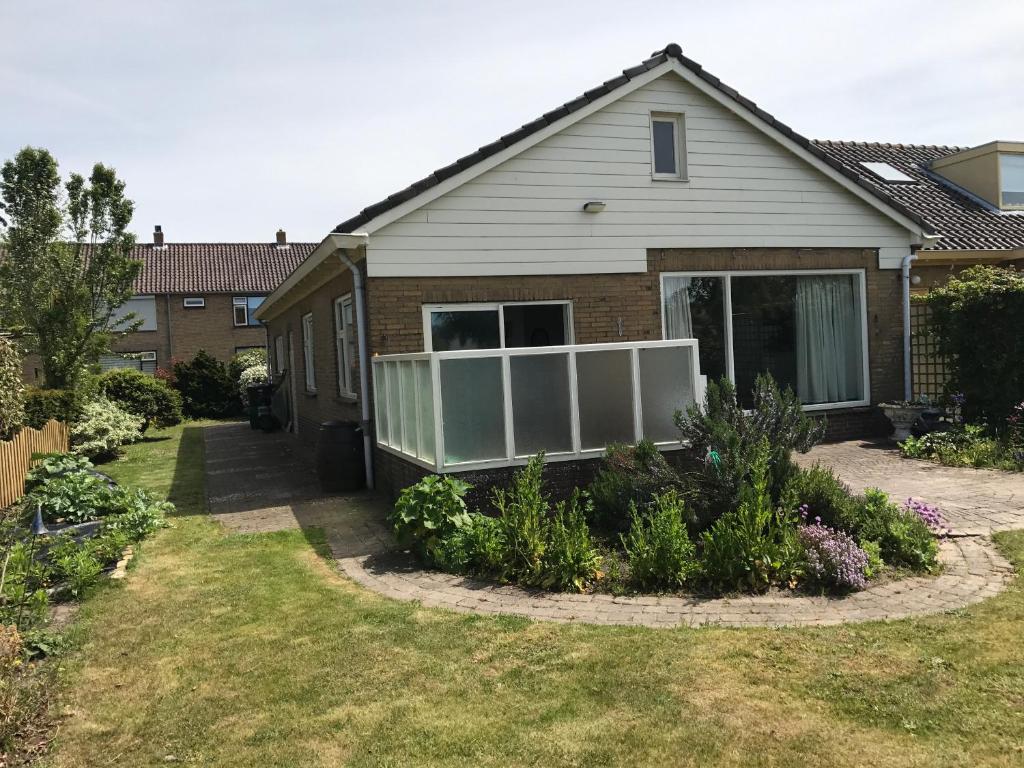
(109, 293, 269, 367)
(263, 271, 362, 446)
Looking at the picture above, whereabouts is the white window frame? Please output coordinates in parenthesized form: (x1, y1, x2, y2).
(659, 269, 870, 411)
(999, 153, 1024, 209)
(183, 297, 206, 308)
(650, 111, 686, 180)
(232, 297, 249, 327)
(301, 312, 316, 393)
(274, 335, 285, 374)
(421, 300, 574, 352)
(334, 294, 356, 397)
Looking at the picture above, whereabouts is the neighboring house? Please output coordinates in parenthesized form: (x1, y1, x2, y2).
(815, 141, 1024, 399)
(814, 140, 1024, 292)
(19, 228, 314, 383)
(255, 43, 939, 498)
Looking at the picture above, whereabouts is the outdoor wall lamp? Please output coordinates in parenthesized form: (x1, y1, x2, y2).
(582, 201, 606, 213)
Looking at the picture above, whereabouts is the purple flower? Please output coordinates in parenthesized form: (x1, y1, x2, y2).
(799, 523, 869, 590)
(904, 498, 949, 535)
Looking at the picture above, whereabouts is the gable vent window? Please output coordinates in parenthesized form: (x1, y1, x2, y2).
(859, 161, 915, 184)
(651, 113, 686, 179)
(183, 297, 205, 309)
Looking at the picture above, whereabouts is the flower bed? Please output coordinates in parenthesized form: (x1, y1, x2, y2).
(387, 375, 943, 597)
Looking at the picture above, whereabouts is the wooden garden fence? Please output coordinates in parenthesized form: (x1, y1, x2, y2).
(0, 420, 70, 508)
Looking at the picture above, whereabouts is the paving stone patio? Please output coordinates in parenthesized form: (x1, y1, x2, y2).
(204, 423, 1021, 628)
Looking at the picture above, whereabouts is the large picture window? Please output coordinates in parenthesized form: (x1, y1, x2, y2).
(423, 301, 572, 352)
(662, 271, 868, 409)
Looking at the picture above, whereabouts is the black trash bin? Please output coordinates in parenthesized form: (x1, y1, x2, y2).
(246, 383, 278, 432)
(316, 420, 365, 493)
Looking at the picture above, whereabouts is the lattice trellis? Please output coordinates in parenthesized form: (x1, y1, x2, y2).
(910, 302, 949, 403)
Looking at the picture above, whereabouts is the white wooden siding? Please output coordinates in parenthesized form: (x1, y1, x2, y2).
(367, 72, 913, 277)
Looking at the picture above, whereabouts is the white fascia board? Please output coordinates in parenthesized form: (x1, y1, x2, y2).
(255, 232, 368, 322)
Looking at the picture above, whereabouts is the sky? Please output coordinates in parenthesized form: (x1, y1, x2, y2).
(2, 0, 1022, 243)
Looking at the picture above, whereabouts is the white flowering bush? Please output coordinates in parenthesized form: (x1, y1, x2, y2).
(70, 397, 144, 460)
(238, 365, 268, 406)
(0, 336, 26, 440)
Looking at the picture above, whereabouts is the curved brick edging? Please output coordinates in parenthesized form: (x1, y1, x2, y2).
(324, 515, 1016, 628)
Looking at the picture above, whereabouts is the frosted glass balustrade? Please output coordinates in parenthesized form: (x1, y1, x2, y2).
(510, 353, 573, 457)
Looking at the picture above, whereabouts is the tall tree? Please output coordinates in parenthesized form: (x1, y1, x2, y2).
(0, 147, 141, 389)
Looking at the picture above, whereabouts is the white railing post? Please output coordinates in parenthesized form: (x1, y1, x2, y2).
(567, 350, 581, 455)
(431, 355, 444, 472)
(501, 353, 515, 463)
(630, 347, 643, 443)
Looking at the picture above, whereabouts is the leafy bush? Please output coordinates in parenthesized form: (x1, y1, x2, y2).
(47, 537, 104, 598)
(23, 388, 81, 429)
(228, 348, 268, 384)
(70, 397, 144, 460)
(900, 425, 1021, 470)
(99, 368, 182, 431)
(492, 455, 549, 585)
(541, 490, 602, 592)
(389, 475, 472, 565)
(782, 464, 855, 531)
(172, 350, 240, 418)
(588, 441, 679, 532)
(921, 266, 1024, 428)
(700, 440, 803, 593)
(25, 452, 94, 492)
(0, 336, 25, 440)
(28, 471, 110, 524)
(676, 374, 824, 531)
(436, 513, 504, 576)
(798, 523, 869, 591)
(621, 489, 698, 590)
(845, 489, 938, 572)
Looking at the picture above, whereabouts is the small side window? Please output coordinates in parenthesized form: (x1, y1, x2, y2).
(232, 297, 248, 327)
(651, 113, 685, 179)
(183, 297, 206, 309)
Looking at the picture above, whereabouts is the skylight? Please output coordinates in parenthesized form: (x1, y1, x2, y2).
(859, 161, 915, 183)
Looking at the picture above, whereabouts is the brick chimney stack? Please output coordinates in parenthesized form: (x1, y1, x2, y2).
(275, 229, 288, 248)
(153, 225, 165, 247)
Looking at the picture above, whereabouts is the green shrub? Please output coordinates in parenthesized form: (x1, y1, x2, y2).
(921, 266, 1024, 427)
(900, 425, 1019, 470)
(782, 464, 855, 530)
(0, 336, 25, 440)
(23, 388, 81, 429)
(436, 513, 504, 576)
(389, 475, 472, 565)
(492, 455, 549, 585)
(100, 487, 172, 540)
(25, 452, 94, 492)
(588, 441, 680, 532)
(0, 534, 50, 630)
(541, 490, 602, 592)
(48, 540, 103, 598)
(845, 488, 938, 572)
(700, 440, 803, 593)
(861, 539, 884, 579)
(70, 397, 143, 460)
(27, 471, 110, 524)
(621, 488, 698, 590)
(172, 350, 240, 418)
(676, 374, 824, 531)
(228, 348, 268, 384)
(98, 368, 182, 431)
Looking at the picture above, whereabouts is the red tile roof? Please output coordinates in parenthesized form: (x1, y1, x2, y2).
(131, 242, 316, 294)
(812, 141, 1024, 252)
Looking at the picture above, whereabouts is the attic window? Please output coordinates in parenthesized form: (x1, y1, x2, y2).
(1000, 154, 1024, 208)
(859, 161, 915, 183)
(650, 113, 686, 179)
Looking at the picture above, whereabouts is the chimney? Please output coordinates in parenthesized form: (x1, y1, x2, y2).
(275, 229, 288, 248)
(153, 225, 165, 248)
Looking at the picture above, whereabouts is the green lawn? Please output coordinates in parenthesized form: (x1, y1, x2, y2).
(50, 423, 1024, 767)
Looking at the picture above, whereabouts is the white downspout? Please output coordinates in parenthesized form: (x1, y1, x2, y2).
(337, 250, 374, 490)
(901, 251, 917, 402)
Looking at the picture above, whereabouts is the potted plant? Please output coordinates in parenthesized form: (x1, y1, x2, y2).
(879, 397, 933, 442)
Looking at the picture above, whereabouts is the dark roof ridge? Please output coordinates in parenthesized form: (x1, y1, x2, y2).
(814, 139, 968, 153)
(333, 43, 932, 236)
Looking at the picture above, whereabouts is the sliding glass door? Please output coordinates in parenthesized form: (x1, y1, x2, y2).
(662, 271, 867, 409)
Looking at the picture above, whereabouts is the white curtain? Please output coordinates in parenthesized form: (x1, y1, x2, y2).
(664, 276, 695, 339)
(795, 276, 863, 403)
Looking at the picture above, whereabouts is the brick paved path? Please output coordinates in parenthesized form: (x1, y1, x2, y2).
(205, 425, 1019, 628)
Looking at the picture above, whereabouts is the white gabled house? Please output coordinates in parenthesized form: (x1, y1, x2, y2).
(255, 43, 936, 497)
